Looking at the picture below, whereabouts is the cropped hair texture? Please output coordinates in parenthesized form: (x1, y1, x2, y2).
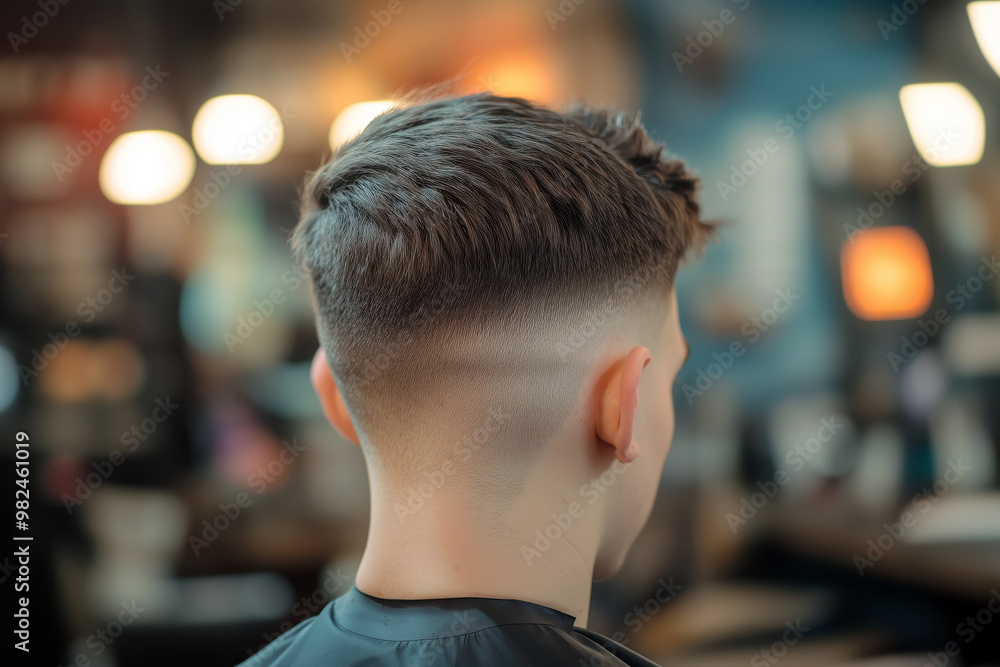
(293, 90, 712, 481)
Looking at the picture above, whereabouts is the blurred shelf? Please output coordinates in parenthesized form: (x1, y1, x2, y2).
(773, 506, 1000, 600)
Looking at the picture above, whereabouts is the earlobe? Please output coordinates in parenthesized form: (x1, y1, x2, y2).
(310, 348, 360, 446)
(595, 346, 651, 464)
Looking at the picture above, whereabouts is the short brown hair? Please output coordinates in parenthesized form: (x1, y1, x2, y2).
(293, 91, 711, 478)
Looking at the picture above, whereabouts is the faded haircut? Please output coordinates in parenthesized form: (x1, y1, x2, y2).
(292, 90, 712, 491)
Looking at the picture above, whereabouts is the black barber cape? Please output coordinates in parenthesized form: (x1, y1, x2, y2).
(237, 585, 662, 666)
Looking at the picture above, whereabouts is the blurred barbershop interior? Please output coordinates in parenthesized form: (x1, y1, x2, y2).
(1, 0, 999, 664)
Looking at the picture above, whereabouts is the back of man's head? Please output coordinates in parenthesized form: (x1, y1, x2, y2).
(294, 91, 711, 503)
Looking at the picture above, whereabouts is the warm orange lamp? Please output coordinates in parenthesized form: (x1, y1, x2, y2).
(841, 226, 933, 320)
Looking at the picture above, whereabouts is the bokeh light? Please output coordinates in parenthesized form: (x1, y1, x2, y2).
(99, 131, 196, 205)
(841, 227, 934, 321)
(192, 94, 284, 164)
(899, 82, 985, 166)
(329, 100, 394, 150)
(968, 1, 1000, 78)
(38, 339, 146, 403)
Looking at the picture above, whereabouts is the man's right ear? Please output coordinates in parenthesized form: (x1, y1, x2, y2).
(310, 348, 360, 446)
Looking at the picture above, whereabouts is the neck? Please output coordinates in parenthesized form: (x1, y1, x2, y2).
(354, 472, 601, 627)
